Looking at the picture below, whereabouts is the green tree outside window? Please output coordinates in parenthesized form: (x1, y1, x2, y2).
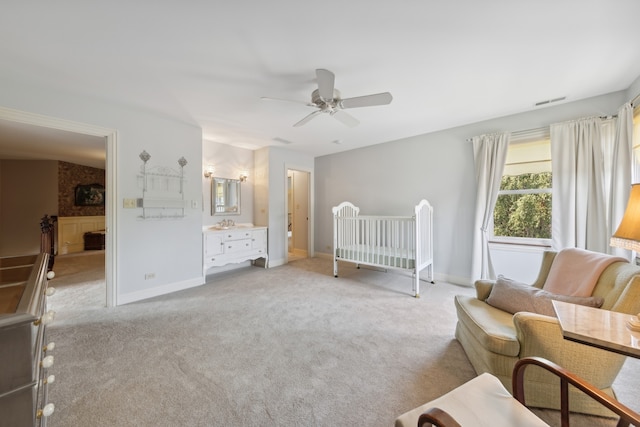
(494, 172, 551, 239)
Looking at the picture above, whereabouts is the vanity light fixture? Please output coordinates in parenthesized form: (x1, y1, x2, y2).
(239, 171, 248, 182)
(204, 165, 215, 179)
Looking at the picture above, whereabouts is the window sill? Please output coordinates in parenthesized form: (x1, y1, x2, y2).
(489, 240, 552, 252)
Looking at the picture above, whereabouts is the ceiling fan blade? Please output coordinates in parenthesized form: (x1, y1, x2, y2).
(316, 69, 335, 100)
(331, 110, 359, 128)
(339, 92, 393, 109)
(293, 110, 323, 127)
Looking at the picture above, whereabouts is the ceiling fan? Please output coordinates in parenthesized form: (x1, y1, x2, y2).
(262, 69, 393, 128)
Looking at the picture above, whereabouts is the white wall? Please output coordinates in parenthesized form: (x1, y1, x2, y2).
(315, 91, 630, 286)
(0, 80, 204, 304)
(0, 160, 58, 256)
(626, 75, 640, 102)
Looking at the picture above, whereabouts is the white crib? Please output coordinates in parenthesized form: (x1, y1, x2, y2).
(332, 199, 434, 297)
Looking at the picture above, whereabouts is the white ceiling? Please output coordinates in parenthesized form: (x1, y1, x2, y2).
(1, 0, 640, 166)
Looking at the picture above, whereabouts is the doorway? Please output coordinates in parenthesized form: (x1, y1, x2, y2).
(287, 169, 310, 261)
(0, 106, 117, 307)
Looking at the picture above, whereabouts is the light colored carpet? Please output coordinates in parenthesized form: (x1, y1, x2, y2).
(46, 253, 640, 426)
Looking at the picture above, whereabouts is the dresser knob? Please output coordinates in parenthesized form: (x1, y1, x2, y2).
(46, 287, 56, 296)
(41, 355, 54, 369)
(37, 403, 55, 418)
(47, 271, 56, 280)
(44, 342, 55, 352)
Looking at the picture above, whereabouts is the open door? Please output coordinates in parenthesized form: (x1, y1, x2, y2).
(287, 169, 310, 261)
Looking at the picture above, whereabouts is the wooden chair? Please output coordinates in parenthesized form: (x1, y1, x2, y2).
(395, 357, 640, 427)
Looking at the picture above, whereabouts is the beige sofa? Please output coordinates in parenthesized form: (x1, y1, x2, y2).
(454, 250, 640, 416)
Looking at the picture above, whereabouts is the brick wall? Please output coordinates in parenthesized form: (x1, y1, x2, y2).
(58, 161, 106, 217)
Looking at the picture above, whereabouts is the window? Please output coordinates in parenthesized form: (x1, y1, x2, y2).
(491, 133, 552, 245)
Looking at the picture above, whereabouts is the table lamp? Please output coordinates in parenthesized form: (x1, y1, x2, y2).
(611, 183, 640, 329)
(611, 183, 640, 265)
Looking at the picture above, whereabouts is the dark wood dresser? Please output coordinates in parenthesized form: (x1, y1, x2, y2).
(0, 253, 56, 427)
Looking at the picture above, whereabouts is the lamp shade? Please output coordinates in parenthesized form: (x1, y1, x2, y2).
(611, 183, 640, 252)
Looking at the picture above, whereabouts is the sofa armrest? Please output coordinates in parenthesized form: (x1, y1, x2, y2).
(530, 250, 557, 289)
(513, 312, 625, 388)
(474, 280, 495, 301)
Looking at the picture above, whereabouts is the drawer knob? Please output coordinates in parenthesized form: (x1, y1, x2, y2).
(37, 403, 55, 418)
(47, 271, 56, 280)
(46, 287, 56, 297)
(41, 355, 54, 369)
(44, 342, 56, 352)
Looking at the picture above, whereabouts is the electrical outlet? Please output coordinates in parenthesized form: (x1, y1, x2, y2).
(144, 273, 155, 280)
(123, 198, 137, 208)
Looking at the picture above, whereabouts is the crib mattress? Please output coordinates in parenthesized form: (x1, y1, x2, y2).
(336, 245, 416, 269)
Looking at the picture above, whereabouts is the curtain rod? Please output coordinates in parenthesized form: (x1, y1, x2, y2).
(466, 127, 547, 142)
(465, 115, 617, 142)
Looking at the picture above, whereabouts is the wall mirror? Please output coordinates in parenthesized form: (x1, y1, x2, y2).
(211, 177, 241, 215)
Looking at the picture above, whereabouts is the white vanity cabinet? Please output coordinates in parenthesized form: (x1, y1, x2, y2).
(203, 226, 268, 273)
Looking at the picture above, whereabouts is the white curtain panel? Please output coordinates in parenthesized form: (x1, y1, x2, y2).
(551, 117, 607, 252)
(471, 132, 510, 280)
(608, 103, 633, 259)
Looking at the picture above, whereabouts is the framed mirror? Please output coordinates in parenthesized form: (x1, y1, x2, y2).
(211, 177, 241, 215)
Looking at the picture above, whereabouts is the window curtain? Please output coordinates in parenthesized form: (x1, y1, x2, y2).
(608, 103, 633, 259)
(550, 117, 607, 252)
(471, 132, 510, 280)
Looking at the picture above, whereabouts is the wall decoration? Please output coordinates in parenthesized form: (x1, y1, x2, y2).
(74, 183, 106, 206)
(136, 150, 189, 219)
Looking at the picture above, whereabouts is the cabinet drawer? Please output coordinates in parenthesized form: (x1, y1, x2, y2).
(222, 230, 252, 241)
(224, 239, 252, 254)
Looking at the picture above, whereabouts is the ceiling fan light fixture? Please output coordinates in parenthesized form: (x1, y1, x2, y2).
(264, 68, 393, 128)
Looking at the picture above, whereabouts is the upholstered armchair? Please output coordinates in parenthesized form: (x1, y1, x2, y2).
(395, 357, 640, 427)
(453, 249, 640, 416)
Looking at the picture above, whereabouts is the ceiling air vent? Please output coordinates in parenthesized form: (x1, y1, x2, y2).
(535, 96, 566, 107)
(273, 137, 293, 145)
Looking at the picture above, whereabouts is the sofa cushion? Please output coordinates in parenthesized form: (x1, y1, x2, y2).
(486, 275, 604, 317)
(455, 295, 520, 357)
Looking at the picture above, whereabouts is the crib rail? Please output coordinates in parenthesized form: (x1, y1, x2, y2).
(335, 215, 416, 268)
(332, 200, 434, 297)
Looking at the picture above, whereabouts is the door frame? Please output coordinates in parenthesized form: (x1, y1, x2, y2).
(284, 165, 313, 262)
(0, 106, 118, 307)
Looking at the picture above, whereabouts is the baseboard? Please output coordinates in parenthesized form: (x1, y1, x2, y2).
(117, 276, 205, 305)
(314, 251, 333, 261)
(436, 273, 472, 287)
(314, 251, 472, 287)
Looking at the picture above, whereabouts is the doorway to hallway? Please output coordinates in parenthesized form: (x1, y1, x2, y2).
(287, 169, 310, 262)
